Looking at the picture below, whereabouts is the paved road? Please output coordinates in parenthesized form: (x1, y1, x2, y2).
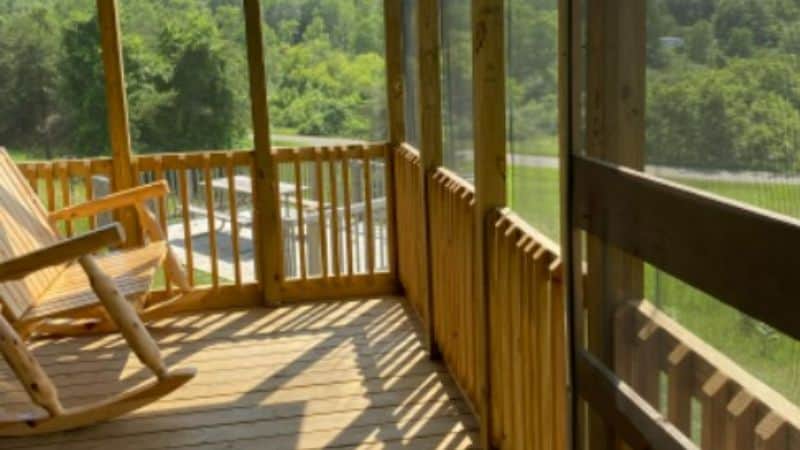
(272, 134, 366, 147)
(510, 154, 800, 185)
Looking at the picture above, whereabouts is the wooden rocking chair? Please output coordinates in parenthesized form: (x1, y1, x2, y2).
(0, 147, 193, 337)
(0, 149, 196, 435)
(0, 223, 195, 435)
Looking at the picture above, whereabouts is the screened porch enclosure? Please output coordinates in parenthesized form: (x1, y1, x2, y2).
(1, 0, 799, 450)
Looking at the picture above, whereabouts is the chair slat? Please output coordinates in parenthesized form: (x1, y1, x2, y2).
(0, 149, 65, 320)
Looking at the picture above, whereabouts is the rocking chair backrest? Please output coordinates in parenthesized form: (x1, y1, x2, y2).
(0, 148, 64, 320)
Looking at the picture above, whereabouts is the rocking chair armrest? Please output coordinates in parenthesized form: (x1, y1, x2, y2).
(49, 181, 169, 222)
(0, 224, 125, 282)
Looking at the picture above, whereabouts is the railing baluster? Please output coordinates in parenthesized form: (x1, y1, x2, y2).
(329, 149, 341, 277)
(342, 154, 354, 276)
(667, 343, 693, 436)
(363, 149, 374, 275)
(83, 160, 96, 231)
(151, 156, 172, 294)
(293, 152, 307, 280)
(56, 162, 72, 237)
(203, 154, 219, 288)
(315, 149, 328, 279)
(178, 156, 194, 286)
(226, 153, 242, 286)
(727, 390, 760, 450)
(701, 371, 730, 449)
(44, 163, 55, 213)
(384, 144, 397, 277)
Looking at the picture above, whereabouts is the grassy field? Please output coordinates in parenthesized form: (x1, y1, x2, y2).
(509, 165, 800, 405)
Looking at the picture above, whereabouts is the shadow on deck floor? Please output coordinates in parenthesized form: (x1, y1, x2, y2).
(0, 297, 478, 449)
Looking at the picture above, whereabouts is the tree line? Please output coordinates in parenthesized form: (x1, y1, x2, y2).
(647, 0, 800, 172)
(0, 0, 386, 158)
(2, 0, 800, 173)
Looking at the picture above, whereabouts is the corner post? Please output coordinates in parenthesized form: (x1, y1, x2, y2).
(472, 0, 507, 448)
(584, 0, 646, 449)
(384, 0, 405, 284)
(417, 0, 444, 359)
(243, 0, 282, 305)
(558, 0, 585, 447)
(96, 0, 140, 245)
(385, 0, 406, 146)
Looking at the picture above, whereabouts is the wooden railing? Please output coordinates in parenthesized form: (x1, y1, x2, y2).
(18, 158, 114, 238)
(15, 144, 398, 306)
(395, 142, 800, 450)
(18, 150, 262, 309)
(273, 143, 397, 301)
(398, 143, 568, 450)
(428, 167, 480, 412)
(616, 300, 800, 449)
(488, 209, 567, 450)
(133, 150, 256, 291)
(394, 144, 428, 322)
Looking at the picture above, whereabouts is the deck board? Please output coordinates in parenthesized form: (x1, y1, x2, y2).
(0, 297, 478, 449)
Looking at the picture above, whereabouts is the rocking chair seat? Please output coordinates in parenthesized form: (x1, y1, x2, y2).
(23, 241, 168, 322)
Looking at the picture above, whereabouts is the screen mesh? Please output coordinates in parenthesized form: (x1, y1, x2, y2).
(506, 0, 560, 240)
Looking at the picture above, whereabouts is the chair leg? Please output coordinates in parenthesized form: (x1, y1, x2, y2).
(79, 254, 167, 379)
(164, 246, 192, 293)
(135, 203, 192, 293)
(0, 311, 64, 416)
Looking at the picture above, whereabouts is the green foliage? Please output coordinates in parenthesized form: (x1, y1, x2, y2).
(0, 0, 387, 157)
(60, 12, 109, 156)
(0, 7, 61, 158)
(649, 56, 800, 171)
(685, 20, 715, 63)
(644, 0, 800, 174)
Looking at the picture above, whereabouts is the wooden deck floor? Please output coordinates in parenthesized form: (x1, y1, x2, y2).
(0, 298, 478, 449)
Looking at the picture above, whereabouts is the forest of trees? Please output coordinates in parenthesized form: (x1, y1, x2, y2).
(647, 0, 800, 172)
(0, 0, 386, 158)
(1, 0, 800, 174)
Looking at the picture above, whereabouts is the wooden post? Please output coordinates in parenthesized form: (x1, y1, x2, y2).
(417, 0, 444, 359)
(384, 0, 404, 281)
(584, 0, 646, 449)
(96, 0, 140, 245)
(472, 0, 506, 448)
(558, 0, 582, 447)
(385, 0, 405, 146)
(243, 0, 282, 305)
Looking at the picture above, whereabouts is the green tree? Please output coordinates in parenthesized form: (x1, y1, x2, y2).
(0, 7, 62, 157)
(59, 12, 110, 156)
(686, 20, 715, 64)
(138, 6, 245, 151)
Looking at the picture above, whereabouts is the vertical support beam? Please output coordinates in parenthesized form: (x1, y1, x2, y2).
(417, 0, 444, 359)
(584, 0, 646, 449)
(243, 0, 282, 305)
(384, 0, 405, 282)
(96, 0, 140, 245)
(558, 0, 580, 447)
(472, 0, 506, 448)
(385, 0, 406, 146)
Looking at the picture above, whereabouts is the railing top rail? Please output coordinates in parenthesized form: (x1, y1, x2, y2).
(495, 207, 561, 259)
(398, 142, 421, 160)
(432, 166, 475, 197)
